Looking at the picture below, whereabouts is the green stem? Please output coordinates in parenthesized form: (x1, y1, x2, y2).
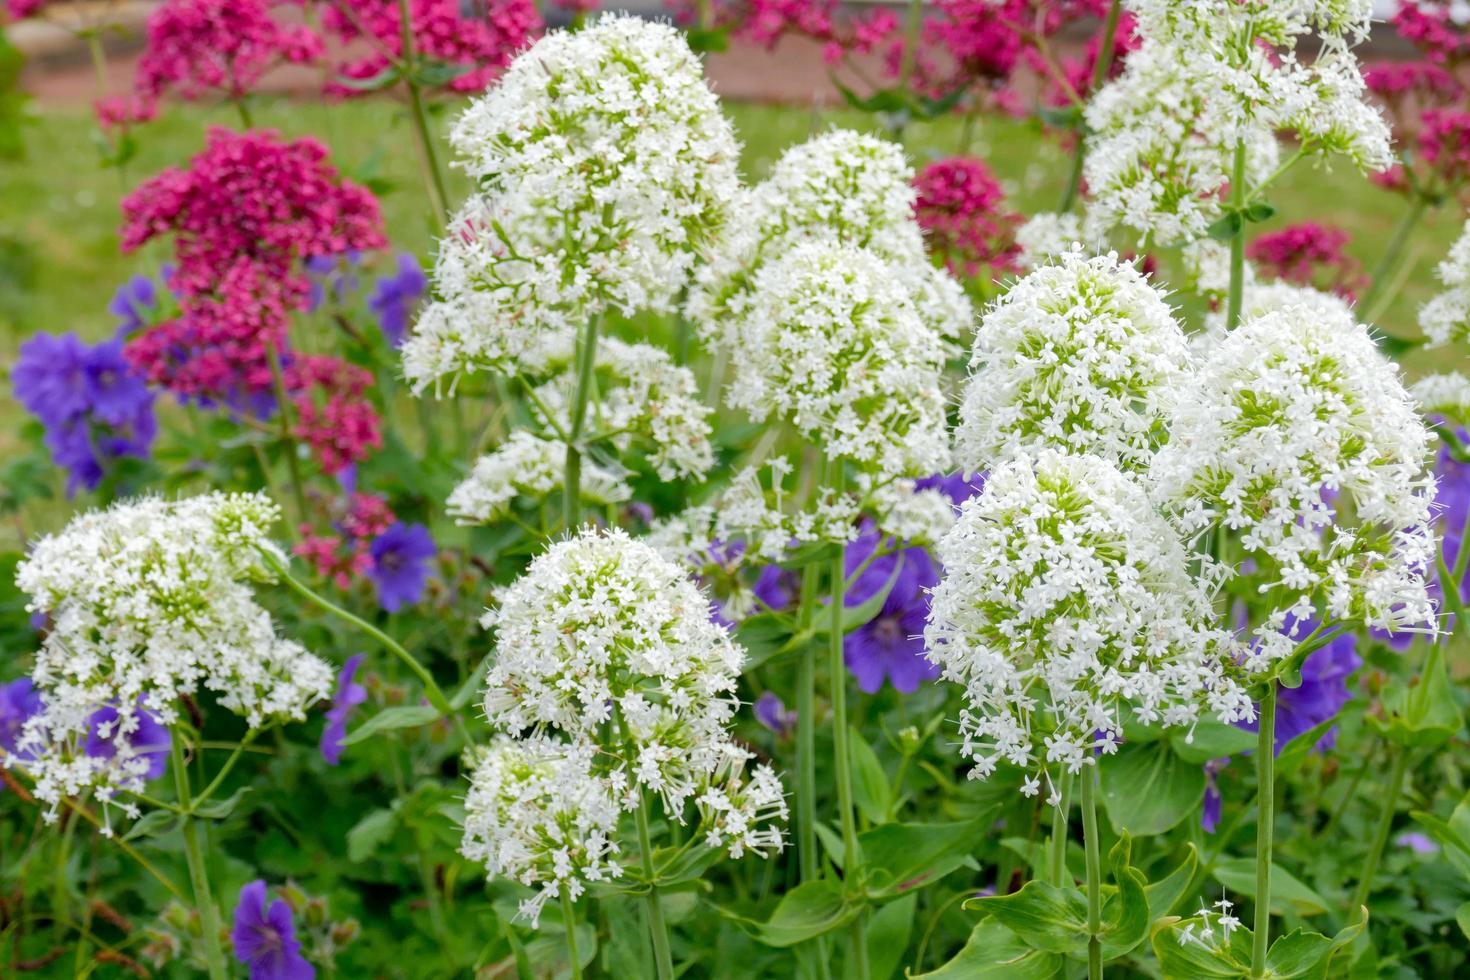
(1081, 767, 1102, 980)
(795, 562, 821, 883)
(191, 729, 258, 808)
(562, 892, 583, 980)
(234, 96, 254, 130)
(265, 342, 309, 528)
(1048, 773, 1073, 887)
(397, 0, 449, 225)
(562, 316, 602, 531)
(54, 802, 79, 936)
(637, 789, 675, 980)
(172, 737, 228, 980)
(1349, 746, 1411, 915)
(260, 550, 458, 723)
(1359, 195, 1428, 317)
(1225, 138, 1249, 332)
(826, 459, 868, 980)
(1249, 689, 1276, 978)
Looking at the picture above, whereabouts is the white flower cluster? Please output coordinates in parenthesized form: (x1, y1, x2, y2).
(1181, 240, 1252, 306)
(728, 241, 950, 476)
(688, 128, 972, 348)
(1194, 281, 1355, 358)
(1014, 212, 1084, 271)
(1410, 372, 1470, 422)
(402, 14, 740, 391)
(925, 451, 1248, 786)
(956, 249, 1193, 474)
(1085, 0, 1389, 245)
(1152, 304, 1438, 671)
(460, 737, 624, 925)
(465, 528, 786, 914)
(526, 337, 715, 482)
(1419, 218, 1470, 348)
(447, 431, 632, 526)
(12, 493, 332, 820)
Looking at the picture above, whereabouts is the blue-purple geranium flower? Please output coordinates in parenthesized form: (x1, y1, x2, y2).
(754, 691, 797, 738)
(0, 678, 43, 758)
(232, 879, 315, 980)
(367, 253, 427, 347)
(85, 700, 170, 781)
(842, 522, 941, 695)
(320, 655, 367, 766)
(367, 522, 436, 612)
(12, 332, 157, 495)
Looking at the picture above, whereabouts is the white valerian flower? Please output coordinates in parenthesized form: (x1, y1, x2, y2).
(728, 241, 950, 477)
(13, 492, 332, 819)
(925, 450, 1247, 791)
(956, 248, 1193, 474)
(1419, 218, 1470, 348)
(447, 431, 632, 526)
(460, 736, 624, 926)
(525, 337, 716, 482)
(402, 14, 740, 391)
(1181, 239, 1253, 306)
(688, 128, 973, 349)
(1152, 303, 1438, 672)
(1194, 281, 1355, 357)
(481, 527, 746, 812)
(1085, 1, 1388, 245)
(1410, 372, 1470, 422)
(1014, 211, 1084, 271)
(693, 743, 789, 858)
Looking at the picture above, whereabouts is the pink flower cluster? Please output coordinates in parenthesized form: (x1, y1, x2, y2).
(134, 0, 322, 108)
(5, 0, 46, 20)
(295, 492, 396, 589)
(912, 157, 1021, 278)
(322, 0, 541, 96)
(121, 128, 387, 473)
(1393, 1, 1469, 64)
(1246, 223, 1366, 300)
(739, 0, 897, 66)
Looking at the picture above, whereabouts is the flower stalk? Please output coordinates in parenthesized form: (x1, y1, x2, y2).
(1081, 766, 1102, 980)
(1249, 688, 1276, 978)
(172, 735, 229, 980)
(637, 788, 675, 980)
(563, 316, 602, 530)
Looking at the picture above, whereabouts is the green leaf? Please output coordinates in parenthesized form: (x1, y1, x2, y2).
(912, 919, 1063, 978)
(683, 26, 730, 52)
(1146, 846, 1200, 923)
(1265, 916, 1366, 979)
(860, 820, 979, 901)
(122, 809, 178, 842)
(194, 786, 252, 821)
(753, 879, 858, 948)
(866, 893, 916, 980)
(341, 705, 439, 746)
(1243, 201, 1277, 222)
(1211, 858, 1327, 916)
(1151, 917, 1252, 977)
(1101, 741, 1205, 835)
(1170, 719, 1258, 764)
(1370, 650, 1462, 749)
(1456, 901, 1470, 942)
(1101, 835, 1150, 959)
(1275, 718, 1337, 779)
(734, 612, 797, 670)
(1207, 211, 1243, 241)
(412, 59, 473, 87)
(1410, 790, 1470, 879)
(450, 657, 490, 710)
(849, 728, 892, 827)
(334, 65, 402, 91)
(347, 808, 397, 863)
(968, 879, 1087, 956)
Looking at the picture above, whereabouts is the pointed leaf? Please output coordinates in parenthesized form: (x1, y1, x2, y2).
(341, 704, 439, 746)
(1211, 858, 1327, 916)
(1101, 741, 1205, 835)
(860, 820, 979, 901)
(912, 919, 1063, 978)
(967, 879, 1088, 956)
(754, 879, 858, 947)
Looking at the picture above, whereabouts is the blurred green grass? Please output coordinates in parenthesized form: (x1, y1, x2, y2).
(0, 95, 1461, 451)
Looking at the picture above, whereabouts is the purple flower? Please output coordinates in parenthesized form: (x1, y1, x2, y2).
(13, 333, 92, 424)
(913, 471, 986, 509)
(753, 564, 798, 614)
(320, 655, 368, 766)
(754, 691, 796, 738)
(367, 522, 436, 612)
(367, 253, 427, 347)
(1238, 623, 1361, 755)
(109, 274, 162, 336)
(1395, 831, 1439, 854)
(85, 701, 170, 781)
(232, 880, 315, 980)
(0, 678, 43, 757)
(842, 523, 941, 695)
(304, 251, 361, 312)
(1201, 758, 1229, 833)
(12, 332, 157, 495)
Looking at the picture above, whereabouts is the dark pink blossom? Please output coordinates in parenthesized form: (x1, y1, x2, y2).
(912, 157, 1021, 277)
(1246, 223, 1366, 300)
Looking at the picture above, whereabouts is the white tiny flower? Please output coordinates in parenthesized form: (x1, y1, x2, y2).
(1014, 212, 1085, 271)
(447, 431, 632, 526)
(1420, 219, 1470, 349)
(1410, 372, 1470, 422)
(402, 14, 740, 391)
